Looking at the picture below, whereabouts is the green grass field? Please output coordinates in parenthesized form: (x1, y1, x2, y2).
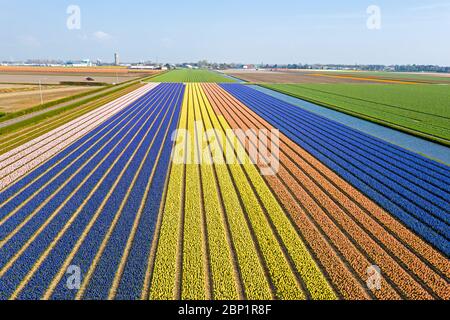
(263, 83, 450, 145)
(148, 69, 236, 83)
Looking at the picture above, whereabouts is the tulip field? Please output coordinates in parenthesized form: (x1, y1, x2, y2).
(0, 70, 449, 300)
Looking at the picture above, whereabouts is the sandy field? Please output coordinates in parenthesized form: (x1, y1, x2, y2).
(407, 72, 450, 78)
(0, 85, 97, 113)
(0, 66, 156, 75)
(0, 73, 140, 85)
(224, 69, 450, 84)
(0, 84, 66, 94)
(0, 66, 160, 85)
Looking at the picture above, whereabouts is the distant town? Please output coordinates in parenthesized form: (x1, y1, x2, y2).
(1, 54, 449, 73)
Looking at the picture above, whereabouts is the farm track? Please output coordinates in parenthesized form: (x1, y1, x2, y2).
(221, 84, 450, 257)
(0, 83, 183, 299)
(150, 84, 335, 300)
(205, 84, 450, 300)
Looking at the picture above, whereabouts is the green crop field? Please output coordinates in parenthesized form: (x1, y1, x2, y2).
(263, 83, 450, 145)
(147, 69, 236, 83)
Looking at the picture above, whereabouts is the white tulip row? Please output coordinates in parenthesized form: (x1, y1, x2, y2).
(0, 83, 159, 191)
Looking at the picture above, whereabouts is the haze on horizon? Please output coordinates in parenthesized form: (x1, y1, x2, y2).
(0, 0, 449, 65)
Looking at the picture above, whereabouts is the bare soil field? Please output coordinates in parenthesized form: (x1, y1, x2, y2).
(305, 73, 422, 84)
(279, 69, 450, 84)
(0, 84, 65, 94)
(408, 72, 450, 77)
(0, 66, 160, 85)
(0, 85, 97, 112)
(224, 69, 450, 84)
(0, 66, 157, 75)
(224, 70, 380, 84)
(0, 73, 138, 85)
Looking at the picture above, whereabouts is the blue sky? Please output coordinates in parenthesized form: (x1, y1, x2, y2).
(0, 0, 449, 65)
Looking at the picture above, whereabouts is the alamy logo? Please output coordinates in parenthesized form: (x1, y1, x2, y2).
(66, 5, 81, 30)
(367, 5, 382, 30)
(171, 122, 280, 176)
(66, 265, 82, 290)
(367, 265, 382, 291)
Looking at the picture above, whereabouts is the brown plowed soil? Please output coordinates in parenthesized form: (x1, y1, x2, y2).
(0, 86, 97, 112)
(224, 69, 450, 84)
(202, 83, 450, 300)
(0, 66, 157, 75)
(0, 67, 160, 85)
(224, 70, 381, 84)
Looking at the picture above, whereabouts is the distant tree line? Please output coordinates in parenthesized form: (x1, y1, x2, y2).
(172, 61, 450, 73)
(258, 63, 450, 73)
(2, 59, 449, 73)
